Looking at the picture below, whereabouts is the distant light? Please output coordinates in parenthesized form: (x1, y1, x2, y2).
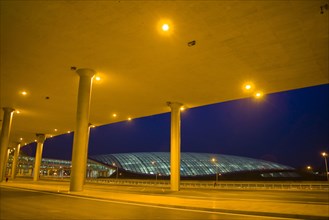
(20, 138, 23, 141)
(254, 92, 263, 98)
(113, 113, 117, 118)
(54, 129, 58, 132)
(162, 24, 169, 31)
(180, 106, 185, 111)
(243, 82, 254, 91)
(128, 117, 132, 121)
(21, 91, 27, 96)
(90, 125, 96, 128)
(211, 158, 216, 162)
(49, 135, 53, 138)
(24, 143, 27, 145)
(95, 76, 101, 81)
(16, 110, 20, 114)
(322, 152, 328, 157)
(34, 139, 37, 142)
(67, 131, 71, 134)
(307, 166, 312, 170)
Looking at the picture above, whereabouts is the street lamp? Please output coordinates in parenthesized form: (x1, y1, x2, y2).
(151, 161, 157, 181)
(211, 158, 219, 183)
(112, 163, 118, 179)
(321, 152, 328, 181)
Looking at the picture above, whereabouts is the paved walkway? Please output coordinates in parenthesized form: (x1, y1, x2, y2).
(1, 179, 328, 219)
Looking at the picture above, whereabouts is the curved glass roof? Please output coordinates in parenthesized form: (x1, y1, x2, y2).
(89, 152, 294, 177)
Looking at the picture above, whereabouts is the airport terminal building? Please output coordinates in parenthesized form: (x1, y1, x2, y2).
(89, 152, 301, 180)
(6, 152, 311, 180)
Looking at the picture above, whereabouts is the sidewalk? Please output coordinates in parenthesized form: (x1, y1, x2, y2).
(1, 179, 328, 219)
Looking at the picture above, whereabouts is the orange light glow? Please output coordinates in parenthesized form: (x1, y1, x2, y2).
(157, 19, 173, 35)
(242, 82, 254, 92)
(162, 24, 169, 31)
(254, 92, 264, 98)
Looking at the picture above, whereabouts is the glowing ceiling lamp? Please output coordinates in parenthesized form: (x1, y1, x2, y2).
(162, 24, 169, 31)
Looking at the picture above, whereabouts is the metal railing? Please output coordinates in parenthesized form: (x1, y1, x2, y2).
(85, 178, 329, 191)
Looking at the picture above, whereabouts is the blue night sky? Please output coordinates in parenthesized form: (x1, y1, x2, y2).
(22, 84, 329, 170)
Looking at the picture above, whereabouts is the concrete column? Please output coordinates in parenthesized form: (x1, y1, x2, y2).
(167, 102, 183, 191)
(70, 68, 95, 192)
(33, 134, 46, 181)
(0, 107, 15, 181)
(83, 124, 92, 184)
(11, 142, 21, 180)
(4, 148, 10, 178)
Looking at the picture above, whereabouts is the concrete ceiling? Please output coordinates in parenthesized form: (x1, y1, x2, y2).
(1, 1, 328, 147)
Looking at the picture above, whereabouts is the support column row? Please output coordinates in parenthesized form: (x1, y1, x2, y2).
(0, 67, 184, 192)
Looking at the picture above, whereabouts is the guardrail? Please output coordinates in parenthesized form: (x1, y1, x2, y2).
(86, 178, 329, 191)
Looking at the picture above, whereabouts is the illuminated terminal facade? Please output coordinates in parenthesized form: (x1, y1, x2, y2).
(6, 152, 323, 180)
(90, 152, 300, 180)
(6, 154, 111, 178)
(7, 152, 314, 180)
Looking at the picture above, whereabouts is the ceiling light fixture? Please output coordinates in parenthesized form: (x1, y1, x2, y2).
(243, 82, 254, 91)
(254, 92, 264, 98)
(158, 19, 173, 35)
(162, 24, 169, 31)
